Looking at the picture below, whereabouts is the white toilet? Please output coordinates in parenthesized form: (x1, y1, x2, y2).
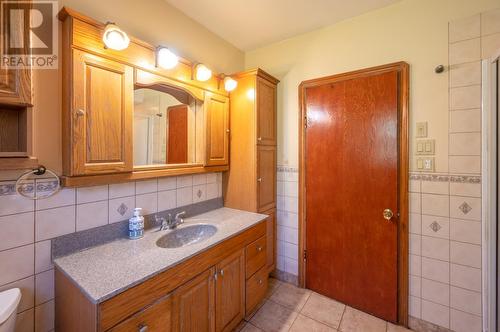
(0, 288, 21, 332)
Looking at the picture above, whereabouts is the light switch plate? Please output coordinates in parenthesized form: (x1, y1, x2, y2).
(416, 122, 428, 138)
(416, 157, 435, 171)
(416, 139, 435, 155)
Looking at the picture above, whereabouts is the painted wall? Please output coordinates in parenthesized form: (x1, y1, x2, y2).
(245, 0, 499, 172)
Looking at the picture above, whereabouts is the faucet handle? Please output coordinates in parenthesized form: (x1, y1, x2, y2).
(175, 211, 186, 219)
(154, 214, 165, 223)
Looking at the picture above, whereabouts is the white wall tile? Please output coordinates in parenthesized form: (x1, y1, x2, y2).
(158, 177, 177, 191)
(410, 234, 421, 255)
(284, 257, 298, 275)
(35, 206, 75, 241)
(450, 264, 481, 292)
(422, 257, 449, 284)
(193, 184, 207, 203)
(0, 244, 34, 285)
(135, 192, 158, 215)
(409, 213, 421, 234)
(76, 185, 108, 204)
(409, 179, 421, 193)
(450, 286, 481, 315)
(421, 278, 449, 306)
(450, 109, 481, 133)
(449, 14, 480, 43)
(421, 236, 449, 261)
(481, 8, 500, 35)
(35, 241, 53, 274)
(449, 156, 481, 174)
(16, 308, 34, 332)
(421, 194, 449, 217)
(277, 211, 298, 229)
(206, 183, 218, 200)
(192, 174, 207, 185)
(481, 33, 500, 58)
(35, 269, 54, 305)
(108, 182, 135, 199)
(450, 219, 481, 245)
(409, 193, 421, 213)
(206, 173, 217, 184)
(0, 187, 34, 217)
(421, 181, 449, 195)
(176, 175, 193, 188)
(135, 179, 157, 195)
(450, 85, 481, 110)
(76, 201, 108, 231)
(449, 133, 481, 156)
(108, 196, 135, 224)
(283, 242, 298, 260)
(35, 299, 54, 332)
(410, 254, 422, 276)
(284, 196, 298, 213)
(450, 62, 481, 87)
(0, 276, 34, 312)
(36, 188, 75, 211)
(421, 299, 450, 329)
(158, 190, 176, 211)
(450, 196, 481, 221)
(421, 215, 449, 239)
(409, 296, 421, 319)
(449, 182, 481, 197)
(283, 181, 298, 197)
(449, 38, 480, 65)
(450, 309, 482, 332)
(450, 241, 481, 268)
(409, 275, 421, 297)
(0, 212, 34, 251)
(176, 187, 193, 207)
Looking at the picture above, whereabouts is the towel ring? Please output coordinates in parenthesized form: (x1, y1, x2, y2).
(15, 166, 61, 200)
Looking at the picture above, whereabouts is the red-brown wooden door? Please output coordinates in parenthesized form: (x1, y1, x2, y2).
(304, 69, 399, 322)
(167, 105, 188, 164)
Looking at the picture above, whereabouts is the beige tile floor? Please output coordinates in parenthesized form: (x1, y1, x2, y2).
(235, 278, 414, 332)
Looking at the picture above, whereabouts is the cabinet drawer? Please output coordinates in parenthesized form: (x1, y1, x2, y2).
(245, 267, 268, 316)
(245, 236, 267, 278)
(108, 295, 172, 332)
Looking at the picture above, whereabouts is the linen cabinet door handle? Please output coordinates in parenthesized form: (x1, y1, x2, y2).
(257, 246, 263, 252)
(138, 324, 148, 332)
(257, 137, 262, 141)
(75, 109, 85, 117)
(220, 269, 224, 276)
(257, 178, 262, 183)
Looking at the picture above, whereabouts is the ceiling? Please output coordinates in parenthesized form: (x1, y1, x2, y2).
(164, 0, 401, 51)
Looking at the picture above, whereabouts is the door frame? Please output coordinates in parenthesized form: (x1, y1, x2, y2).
(297, 62, 410, 325)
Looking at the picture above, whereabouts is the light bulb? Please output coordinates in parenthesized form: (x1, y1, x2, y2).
(157, 47, 179, 69)
(195, 64, 212, 81)
(223, 77, 237, 92)
(102, 23, 130, 50)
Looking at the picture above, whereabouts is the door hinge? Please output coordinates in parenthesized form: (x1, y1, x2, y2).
(303, 250, 307, 260)
(304, 116, 308, 129)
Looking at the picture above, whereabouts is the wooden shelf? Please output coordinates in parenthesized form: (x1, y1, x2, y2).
(0, 156, 39, 170)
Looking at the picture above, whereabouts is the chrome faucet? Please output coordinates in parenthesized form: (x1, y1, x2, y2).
(156, 214, 172, 231)
(172, 211, 186, 229)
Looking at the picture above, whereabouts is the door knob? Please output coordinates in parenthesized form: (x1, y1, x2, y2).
(138, 324, 148, 332)
(383, 209, 394, 221)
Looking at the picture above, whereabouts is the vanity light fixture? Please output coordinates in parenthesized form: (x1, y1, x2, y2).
(156, 47, 179, 69)
(223, 76, 238, 92)
(195, 63, 212, 82)
(102, 23, 130, 50)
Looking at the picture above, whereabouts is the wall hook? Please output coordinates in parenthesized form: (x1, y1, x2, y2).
(435, 65, 445, 74)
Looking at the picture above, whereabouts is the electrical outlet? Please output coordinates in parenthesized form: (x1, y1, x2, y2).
(416, 157, 435, 171)
(416, 139, 435, 155)
(416, 122, 428, 138)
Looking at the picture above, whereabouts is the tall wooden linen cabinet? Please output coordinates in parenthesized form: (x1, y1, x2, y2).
(224, 69, 279, 274)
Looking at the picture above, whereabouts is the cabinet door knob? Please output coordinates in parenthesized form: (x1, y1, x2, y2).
(138, 324, 148, 332)
(257, 178, 262, 183)
(226, 129, 230, 133)
(75, 109, 85, 117)
(220, 269, 224, 276)
(258, 279, 263, 285)
(257, 246, 263, 252)
(257, 137, 262, 141)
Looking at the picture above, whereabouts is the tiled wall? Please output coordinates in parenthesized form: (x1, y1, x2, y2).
(276, 166, 299, 284)
(0, 172, 222, 332)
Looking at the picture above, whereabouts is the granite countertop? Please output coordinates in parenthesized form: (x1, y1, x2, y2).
(54, 207, 267, 304)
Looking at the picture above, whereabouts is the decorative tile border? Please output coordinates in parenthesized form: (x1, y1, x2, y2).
(0, 181, 34, 195)
(277, 166, 298, 173)
(409, 173, 481, 184)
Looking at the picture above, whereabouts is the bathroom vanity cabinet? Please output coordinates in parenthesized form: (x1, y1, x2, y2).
(55, 218, 268, 332)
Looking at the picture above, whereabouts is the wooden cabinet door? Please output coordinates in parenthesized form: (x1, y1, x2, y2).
(256, 77, 276, 146)
(172, 267, 216, 332)
(264, 209, 277, 272)
(71, 50, 133, 175)
(0, 0, 32, 106)
(215, 250, 245, 332)
(257, 145, 276, 212)
(205, 93, 229, 166)
(108, 295, 172, 332)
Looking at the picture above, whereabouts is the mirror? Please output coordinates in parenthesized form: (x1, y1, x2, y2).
(133, 84, 199, 167)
